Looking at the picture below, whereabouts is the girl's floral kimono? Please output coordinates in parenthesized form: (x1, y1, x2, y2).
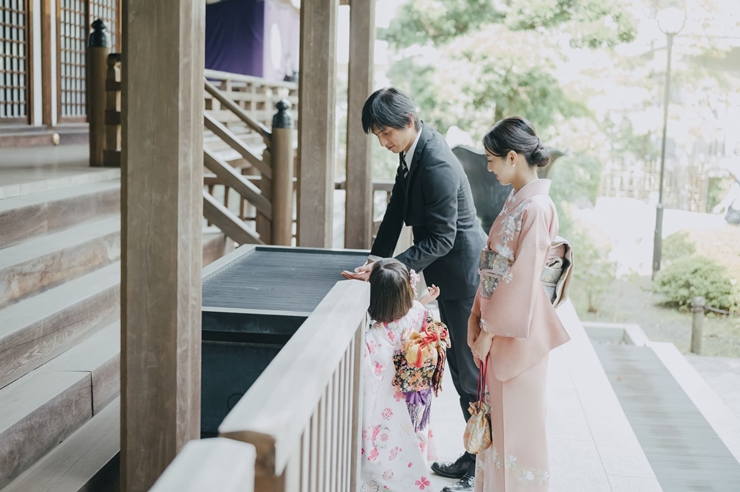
(472, 179, 571, 492)
(361, 300, 449, 492)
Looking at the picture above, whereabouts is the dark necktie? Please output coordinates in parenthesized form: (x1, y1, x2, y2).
(401, 155, 409, 180)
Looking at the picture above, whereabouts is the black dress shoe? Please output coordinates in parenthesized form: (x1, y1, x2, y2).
(441, 474, 475, 492)
(431, 453, 474, 479)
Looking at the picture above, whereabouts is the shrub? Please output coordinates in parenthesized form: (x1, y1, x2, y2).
(654, 256, 738, 311)
(662, 231, 696, 263)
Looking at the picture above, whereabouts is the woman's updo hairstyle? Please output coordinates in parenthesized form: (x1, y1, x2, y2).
(483, 116, 551, 168)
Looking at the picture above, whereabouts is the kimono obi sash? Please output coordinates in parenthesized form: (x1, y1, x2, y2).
(478, 236, 573, 308)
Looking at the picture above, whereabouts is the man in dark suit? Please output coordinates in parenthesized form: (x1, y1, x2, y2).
(343, 87, 485, 492)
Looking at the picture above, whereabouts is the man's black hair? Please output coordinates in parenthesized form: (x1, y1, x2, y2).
(361, 87, 420, 134)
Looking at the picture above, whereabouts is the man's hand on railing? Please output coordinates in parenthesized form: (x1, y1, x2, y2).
(341, 262, 373, 282)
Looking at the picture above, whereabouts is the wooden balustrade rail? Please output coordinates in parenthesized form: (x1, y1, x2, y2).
(103, 53, 121, 167)
(150, 438, 256, 492)
(99, 58, 295, 247)
(218, 280, 369, 491)
(204, 79, 272, 143)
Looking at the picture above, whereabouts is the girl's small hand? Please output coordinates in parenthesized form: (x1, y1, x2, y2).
(418, 284, 440, 305)
(473, 354, 483, 369)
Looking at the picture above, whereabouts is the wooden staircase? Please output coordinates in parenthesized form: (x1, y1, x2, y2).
(0, 170, 233, 491)
(0, 177, 121, 490)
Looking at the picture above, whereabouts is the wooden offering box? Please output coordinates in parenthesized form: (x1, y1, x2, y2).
(200, 245, 368, 436)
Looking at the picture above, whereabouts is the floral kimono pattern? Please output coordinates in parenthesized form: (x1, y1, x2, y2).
(472, 179, 571, 492)
(361, 301, 442, 492)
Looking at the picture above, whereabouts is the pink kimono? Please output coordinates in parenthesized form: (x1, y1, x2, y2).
(471, 179, 570, 491)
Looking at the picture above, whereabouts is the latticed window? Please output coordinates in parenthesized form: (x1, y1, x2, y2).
(58, 0, 119, 122)
(58, 0, 87, 120)
(0, 0, 30, 122)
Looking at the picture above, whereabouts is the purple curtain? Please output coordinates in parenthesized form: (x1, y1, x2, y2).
(205, 0, 265, 77)
(262, 0, 300, 82)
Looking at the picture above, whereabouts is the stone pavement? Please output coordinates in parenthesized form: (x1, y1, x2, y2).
(426, 301, 662, 492)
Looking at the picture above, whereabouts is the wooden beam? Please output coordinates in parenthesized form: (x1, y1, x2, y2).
(120, 0, 204, 490)
(203, 149, 273, 219)
(344, 0, 376, 249)
(297, 0, 338, 248)
(204, 112, 272, 178)
(203, 192, 263, 246)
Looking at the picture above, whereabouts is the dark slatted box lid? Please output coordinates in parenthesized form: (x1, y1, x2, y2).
(203, 246, 370, 313)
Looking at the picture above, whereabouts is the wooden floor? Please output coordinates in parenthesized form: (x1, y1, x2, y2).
(595, 344, 740, 492)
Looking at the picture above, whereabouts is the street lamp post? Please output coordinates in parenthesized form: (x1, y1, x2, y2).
(652, 7, 686, 279)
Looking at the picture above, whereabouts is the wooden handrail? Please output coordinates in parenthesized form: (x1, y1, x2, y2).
(203, 192, 264, 245)
(204, 112, 272, 178)
(204, 149, 272, 219)
(334, 179, 394, 193)
(150, 438, 256, 492)
(204, 79, 271, 140)
(218, 280, 368, 486)
(205, 68, 299, 91)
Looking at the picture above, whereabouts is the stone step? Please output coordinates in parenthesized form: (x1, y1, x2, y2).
(3, 399, 120, 492)
(0, 262, 120, 389)
(39, 321, 120, 415)
(0, 370, 93, 489)
(0, 321, 121, 490)
(0, 322, 119, 489)
(0, 216, 120, 308)
(0, 180, 120, 248)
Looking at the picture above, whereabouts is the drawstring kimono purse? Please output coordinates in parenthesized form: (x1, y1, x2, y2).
(463, 358, 492, 455)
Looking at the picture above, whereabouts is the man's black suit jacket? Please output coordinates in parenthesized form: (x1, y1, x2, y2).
(370, 124, 486, 301)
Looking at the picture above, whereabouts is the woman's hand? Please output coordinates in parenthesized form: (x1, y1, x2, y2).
(419, 284, 440, 305)
(471, 331, 494, 363)
(467, 313, 482, 350)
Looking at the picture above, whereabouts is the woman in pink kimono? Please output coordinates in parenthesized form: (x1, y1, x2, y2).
(467, 117, 571, 491)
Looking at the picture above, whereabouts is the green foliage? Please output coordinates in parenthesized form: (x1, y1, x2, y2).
(654, 256, 738, 311)
(381, 0, 636, 50)
(662, 231, 696, 263)
(549, 152, 603, 212)
(563, 207, 616, 313)
(380, 0, 502, 49)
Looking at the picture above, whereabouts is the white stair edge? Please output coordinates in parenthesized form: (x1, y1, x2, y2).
(0, 179, 120, 213)
(648, 341, 740, 464)
(0, 215, 120, 269)
(0, 262, 120, 341)
(3, 398, 120, 492)
(0, 169, 121, 200)
(554, 301, 663, 491)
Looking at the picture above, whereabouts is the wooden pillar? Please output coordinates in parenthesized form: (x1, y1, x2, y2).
(271, 100, 295, 246)
(344, 0, 376, 250)
(41, 0, 52, 126)
(297, 0, 338, 248)
(120, 1, 204, 491)
(88, 20, 110, 167)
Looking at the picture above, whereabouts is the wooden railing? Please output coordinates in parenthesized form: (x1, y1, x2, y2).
(96, 57, 296, 247)
(150, 438, 256, 492)
(204, 69, 298, 149)
(217, 280, 369, 491)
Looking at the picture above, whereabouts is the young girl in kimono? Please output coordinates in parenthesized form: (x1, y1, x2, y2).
(361, 258, 450, 492)
(467, 117, 571, 492)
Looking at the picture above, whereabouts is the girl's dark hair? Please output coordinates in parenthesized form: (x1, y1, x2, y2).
(483, 116, 551, 168)
(362, 87, 420, 134)
(368, 258, 414, 323)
